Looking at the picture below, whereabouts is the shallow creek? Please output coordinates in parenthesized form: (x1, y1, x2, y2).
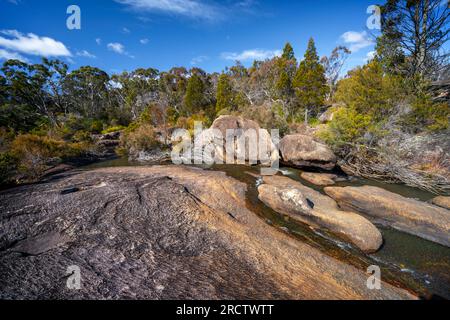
(85, 158, 450, 299)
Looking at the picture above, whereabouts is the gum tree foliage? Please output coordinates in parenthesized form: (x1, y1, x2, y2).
(158, 67, 189, 117)
(63, 66, 111, 119)
(111, 68, 160, 121)
(320, 46, 351, 100)
(1, 60, 54, 124)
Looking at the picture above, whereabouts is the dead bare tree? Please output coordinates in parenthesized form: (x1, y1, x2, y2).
(381, 0, 450, 79)
(321, 46, 351, 101)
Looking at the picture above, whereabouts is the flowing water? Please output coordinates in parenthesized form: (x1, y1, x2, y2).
(85, 158, 450, 299)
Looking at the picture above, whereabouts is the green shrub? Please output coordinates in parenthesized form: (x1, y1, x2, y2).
(72, 130, 93, 143)
(0, 152, 17, 185)
(54, 115, 106, 141)
(316, 107, 373, 149)
(0, 104, 44, 132)
(90, 120, 104, 134)
(334, 60, 404, 121)
(405, 95, 449, 133)
(0, 127, 15, 152)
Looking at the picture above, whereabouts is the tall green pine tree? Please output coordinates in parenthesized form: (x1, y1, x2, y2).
(183, 73, 205, 116)
(293, 38, 328, 123)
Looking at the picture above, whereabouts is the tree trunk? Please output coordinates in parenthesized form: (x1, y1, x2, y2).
(304, 107, 308, 125)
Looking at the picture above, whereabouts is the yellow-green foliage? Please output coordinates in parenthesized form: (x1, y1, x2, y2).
(175, 112, 211, 134)
(334, 61, 404, 121)
(407, 95, 449, 132)
(317, 107, 373, 148)
(318, 60, 411, 149)
(101, 126, 126, 135)
(10, 134, 90, 179)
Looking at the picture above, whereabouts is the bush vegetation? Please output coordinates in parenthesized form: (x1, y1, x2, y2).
(0, 1, 448, 192)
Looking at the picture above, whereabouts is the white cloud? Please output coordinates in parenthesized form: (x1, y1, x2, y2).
(221, 49, 281, 61)
(366, 50, 376, 61)
(122, 27, 131, 34)
(340, 31, 374, 52)
(107, 42, 125, 54)
(0, 30, 71, 57)
(140, 38, 149, 44)
(95, 38, 102, 45)
(107, 42, 134, 58)
(190, 55, 208, 65)
(115, 0, 219, 20)
(0, 48, 28, 62)
(76, 50, 96, 59)
(7, 0, 20, 4)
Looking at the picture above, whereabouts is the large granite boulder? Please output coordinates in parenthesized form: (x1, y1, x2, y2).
(280, 134, 336, 170)
(179, 115, 278, 166)
(0, 166, 412, 299)
(257, 175, 383, 253)
(324, 186, 450, 247)
(212, 115, 278, 165)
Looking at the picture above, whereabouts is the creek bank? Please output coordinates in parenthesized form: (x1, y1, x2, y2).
(0, 166, 413, 299)
(44, 131, 123, 176)
(324, 186, 450, 248)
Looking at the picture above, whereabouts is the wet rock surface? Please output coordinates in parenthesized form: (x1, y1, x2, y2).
(280, 134, 337, 170)
(300, 172, 338, 186)
(0, 166, 413, 299)
(257, 175, 383, 253)
(324, 186, 450, 248)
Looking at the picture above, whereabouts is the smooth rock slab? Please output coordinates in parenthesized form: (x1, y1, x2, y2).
(0, 166, 413, 300)
(300, 172, 338, 186)
(324, 186, 450, 247)
(432, 196, 450, 210)
(12, 232, 69, 256)
(258, 176, 383, 253)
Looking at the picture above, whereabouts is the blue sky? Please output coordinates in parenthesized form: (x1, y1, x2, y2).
(0, 0, 383, 74)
